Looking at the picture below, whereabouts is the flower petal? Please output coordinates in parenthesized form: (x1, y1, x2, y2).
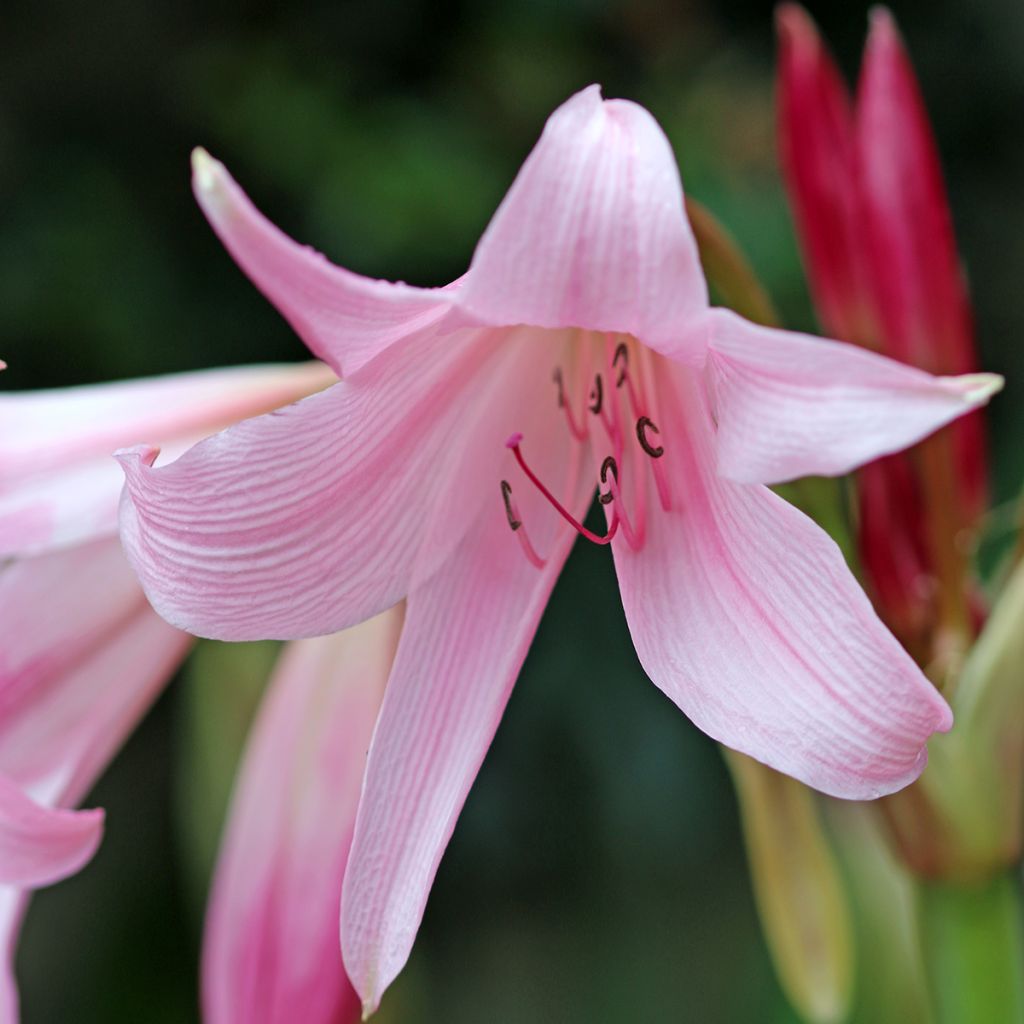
(192, 150, 453, 379)
(119, 326, 571, 641)
(0, 775, 103, 888)
(706, 308, 1002, 486)
(0, 541, 190, 805)
(341, 398, 591, 1015)
(0, 890, 26, 1024)
(203, 611, 401, 1024)
(456, 85, 708, 363)
(0, 362, 333, 557)
(614, 361, 952, 800)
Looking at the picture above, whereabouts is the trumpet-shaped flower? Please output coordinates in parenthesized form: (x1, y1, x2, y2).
(0, 361, 332, 1021)
(116, 86, 1001, 1013)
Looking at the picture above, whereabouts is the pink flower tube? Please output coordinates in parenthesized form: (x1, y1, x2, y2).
(116, 86, 1002, 1014)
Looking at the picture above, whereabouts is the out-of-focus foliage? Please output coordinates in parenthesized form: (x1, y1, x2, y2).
(3, 0, 1022, 1021)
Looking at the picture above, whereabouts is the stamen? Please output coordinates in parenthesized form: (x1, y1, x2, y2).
(499, 478, 548, 569)
(612, 343, 628, 387)
(552, 366, 587, 441)
(598, 456, 617, 505)
(500, 480, 521, 530)
(598, 454, 643, 550)
(636, 416, 665, 458)
(506, 435, 618, 546)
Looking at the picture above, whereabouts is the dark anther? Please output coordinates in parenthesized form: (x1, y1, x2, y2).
(552, 367, 566, 408)
(589, 373, 604, 414)
(612, 343, 629, 387)
(636, 416, 664, 458)
(500, 479, 521, 531)
(598, 455, 618, 505)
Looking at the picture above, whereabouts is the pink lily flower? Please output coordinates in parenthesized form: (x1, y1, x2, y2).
(0, 361, 332, 1021)
(203, 607, 400, 1024)
(777, 5, 989, 653)
(116, 86, 1001, 1013)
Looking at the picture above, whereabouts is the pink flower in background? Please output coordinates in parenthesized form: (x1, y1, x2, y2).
(203, 608, 399, 1024)
(117, 85, 1002, 1013)
(0, 361, 333, 1022)
(777, 5, 989, 653)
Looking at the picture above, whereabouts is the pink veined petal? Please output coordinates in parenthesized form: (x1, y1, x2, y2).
(776, 4, 876, 344)
(705, 308, 1003, 486)
(119, 325, 573, 641)
(0, 362, 334, 558)
(0, 541, 191, 806)
(341, 389, 591, 1016)
(455, 85, 709, 364)
(0, 775, 103, 888)
(203, 610, 401, 1024)
(614, 359, 952, 801)
(192, 150, 454, 379)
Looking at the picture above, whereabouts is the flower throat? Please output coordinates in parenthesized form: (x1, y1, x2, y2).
(500, 334, 671, 568)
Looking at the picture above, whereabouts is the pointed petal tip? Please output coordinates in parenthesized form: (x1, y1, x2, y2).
(361, 1000, 376, 1022)
(867, 4, 897, 36)
(958, 372, 1004, 404)
(775, 2, 814, 41)
(191, 147, 224, 193)
(114, 443, 161, 473)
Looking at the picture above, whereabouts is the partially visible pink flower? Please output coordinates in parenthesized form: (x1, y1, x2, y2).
(203, 607, 400, 1024)
(777, 5, 988, 650)
(116, 86, 1002, 1013)
(0, 361, 332, 1021)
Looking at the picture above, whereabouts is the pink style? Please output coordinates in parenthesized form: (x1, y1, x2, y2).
(117, 86, 1001, 1014)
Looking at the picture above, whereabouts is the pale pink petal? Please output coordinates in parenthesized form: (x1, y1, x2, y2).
(706, 308, 1002, 485)
(192, 150, 453, 379)
(0, 541, 191, 805)
(0, 362, 334, 557)
(341, 393, 591, 1015)
(119, 325, 572, 641)
(456, 85, 708, 363)
(614, 360, 952, 800)
(0, 775, 103, 888)
(203, 611, 401, 1024)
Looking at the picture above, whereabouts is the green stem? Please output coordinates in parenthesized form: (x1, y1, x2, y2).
(916, 872, 1024, 1024)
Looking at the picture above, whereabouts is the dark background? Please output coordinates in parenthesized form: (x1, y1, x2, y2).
(3, 1, 1022, 1020)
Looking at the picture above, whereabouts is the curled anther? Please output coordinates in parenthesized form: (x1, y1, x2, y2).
(598, 455, 618, 505)
(552, 367, 566, 409)
(636, 416, 664, 458)
(588, 373, 604, 414)
(500, 479, 521, 531)
(612, 343, 628, 387)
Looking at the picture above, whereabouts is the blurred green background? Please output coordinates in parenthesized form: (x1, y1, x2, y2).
(3, 0, 1023, 1020)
